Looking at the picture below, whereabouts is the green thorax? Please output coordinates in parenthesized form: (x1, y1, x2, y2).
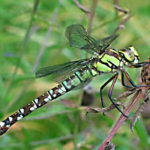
(93, 48, 123, 73)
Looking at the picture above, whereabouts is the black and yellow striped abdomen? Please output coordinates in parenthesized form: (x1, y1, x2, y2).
(0, 65, 98, 135)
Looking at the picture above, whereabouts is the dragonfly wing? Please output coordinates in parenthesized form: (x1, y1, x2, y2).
(65, 24, 99, 55)
(36, 63, 72, 78)
(102, 34, 119, 44)
(35, 59, 91, 83)
(65, 24, 87, 48)
(65, 24, 118, 55)
(100, 34, 119, 52)
(73, 78, 92, 90)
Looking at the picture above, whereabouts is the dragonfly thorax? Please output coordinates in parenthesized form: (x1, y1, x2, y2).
(118, 46, 140, 66)
(92, 48, 122, 74)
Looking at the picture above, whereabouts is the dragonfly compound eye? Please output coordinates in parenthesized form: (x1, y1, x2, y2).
(119, 46, 140, 64)
(119, 49, 135, 62)
(128, 46, 140, 63)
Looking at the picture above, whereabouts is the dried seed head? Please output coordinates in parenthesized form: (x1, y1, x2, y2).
(141, 58, 150, 85)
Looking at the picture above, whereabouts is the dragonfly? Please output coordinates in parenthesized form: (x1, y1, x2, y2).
(0, 24, 149, 136)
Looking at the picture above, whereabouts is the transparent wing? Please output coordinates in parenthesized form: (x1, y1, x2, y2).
(65, 24, 99, 54)
(100, 34, 119, 52)
(35, 59, 90, 83)
(65, 24, 118, 55)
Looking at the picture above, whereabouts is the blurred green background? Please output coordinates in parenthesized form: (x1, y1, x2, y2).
(0, 0, 150, 150)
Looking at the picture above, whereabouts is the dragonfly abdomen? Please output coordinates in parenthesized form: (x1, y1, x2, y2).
(0, 66, 94, 136)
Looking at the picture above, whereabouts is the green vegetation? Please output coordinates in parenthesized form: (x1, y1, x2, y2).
(0, 0, 150, 149)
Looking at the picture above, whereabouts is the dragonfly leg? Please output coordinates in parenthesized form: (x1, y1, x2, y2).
(130, 61, 150, 68)
(121, 71, 135, 88)
(100, 74, 117, 108)
(121, 70, 137, 87)
(122, 69, 150, 88)
(121, 71, 132, 88)
(108, 73, 128, 118)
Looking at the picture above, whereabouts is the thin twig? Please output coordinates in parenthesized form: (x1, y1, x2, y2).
(87, 0, 98, 34)
(114, 0, 119, 7)
(116, 87, 137, 99)
(130, 100, 147, 131)
(130, 90, 150, 131)
(112, 5, 131, 35)
(33, 9, 58, 72)
(86, 101, 125, 114)
(99, 86, 149, 150)
(73, 0, 90, 14)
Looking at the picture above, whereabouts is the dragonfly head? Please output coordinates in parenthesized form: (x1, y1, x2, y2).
(119, 46, 140, 65)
